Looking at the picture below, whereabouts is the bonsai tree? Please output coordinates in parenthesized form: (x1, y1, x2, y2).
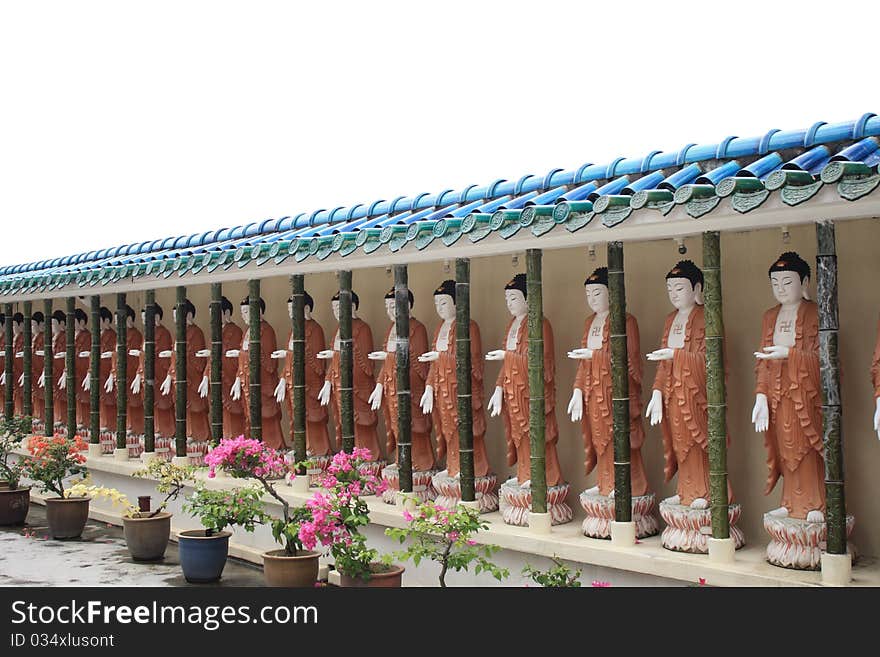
(183, 483, 269, 537)
(22, 434, 88, 498)
(299, 447, 389, 580)
(0, 416, 32, 489)
(385, 501, 508, 587)
(522, 556, 582, 587)
(205, 436, 311, 556)
(131, 459, 196, 518)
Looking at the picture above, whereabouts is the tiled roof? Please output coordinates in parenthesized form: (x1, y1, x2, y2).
(3, 113, 880, 296)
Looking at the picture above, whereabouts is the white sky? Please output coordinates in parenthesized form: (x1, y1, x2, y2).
(0, 0, 876, 266)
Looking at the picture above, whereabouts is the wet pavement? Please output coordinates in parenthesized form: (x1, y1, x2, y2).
(0, 504, 265, 587)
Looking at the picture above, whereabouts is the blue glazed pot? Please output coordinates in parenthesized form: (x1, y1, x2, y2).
(177, 530, 231, 583)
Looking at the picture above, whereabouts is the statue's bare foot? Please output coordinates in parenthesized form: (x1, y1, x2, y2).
(584, 485, 600, 496)
(608, 489, 615, 499)
(505, 476, 518, 486)
(690, 498, 709, 510)
(454, 471, 461, 480)
(806, 509, 825, 523)
(663, 494, 681, 505)
(768, 506, 789, 518)
(436, 469, 448, 478)
(521, 479, 531, 489)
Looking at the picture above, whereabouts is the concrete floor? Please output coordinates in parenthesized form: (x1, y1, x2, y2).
(0, 504, 265, 587)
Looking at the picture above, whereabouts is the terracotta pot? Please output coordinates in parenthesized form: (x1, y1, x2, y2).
(263, 549, 321, 587)
(177, 530, 231, 583)
(123, 512, 172, 561)
(45, 497, 91, 539)
(339, 563, 405, 588)
(0, 486, 30, 526)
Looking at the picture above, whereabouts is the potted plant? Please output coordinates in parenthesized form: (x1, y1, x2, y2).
(125, 460, 196, 561)
(206, 436, 320, 587)
(0, 416, 33, 526)
(385, 501, 509, 587)
(21, 434, 89, 539)
(179, 483, 268, 583)
(302, 447, 402, 587)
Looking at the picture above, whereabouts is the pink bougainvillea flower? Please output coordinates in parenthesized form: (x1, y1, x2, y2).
(403, 510, 413, 522)
(591, 580, 611, 588)
(698, 577, 707, 586)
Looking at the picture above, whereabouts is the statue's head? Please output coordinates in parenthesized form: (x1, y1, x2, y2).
(768, 251, 810, 305)
(665, 260, 704, 311)
(584, 267, 610, 314)
(239, 296, 266, 324)
(384, 287, 413, 322)
(11, 312, 23, 334)
(76, 308, 89, 331)
(124, 304, 135, 329)
(51, 310, 66, 334)
(221, 296, 234, 323)
(433, 280, 456, 321)
(504, 273, 528, 317)
(99, 306, 112, 330)
(173, 299, 196, 325)
(331, 291, 359, 321)
(141, 302, 163, 327)
(32, 311, 45, 333)
(286, 292, 314, 321)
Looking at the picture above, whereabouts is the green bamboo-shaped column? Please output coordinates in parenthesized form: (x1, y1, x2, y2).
(702, 231, 730, 538)
(456, 258, 476, 502)
(115, 293, 128, 450)
(209, 283, 223, 445)
(247, 279, 262, 442)
(174, 286, 187, 457)
(143, 290, 156, 453)
(338, 270, 355, 454)
(65, 298, 76, 438)
(89, 296, 100, 443)
(608, 242, 633, 523)
(816, 221, 846, 555)
(291, 275, 307, 469)
(4, 303, 13, 419)
(394, 264, 413, 493)
(43, 299, 54, 436)
(526, 249, 547, 514)
(23, 301, 32, 418)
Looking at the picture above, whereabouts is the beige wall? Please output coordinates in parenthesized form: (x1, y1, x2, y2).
(119, 218, 880, 558)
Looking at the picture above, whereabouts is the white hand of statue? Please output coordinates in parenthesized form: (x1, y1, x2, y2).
(198, 375, 209, 399)
(77, 351, 89, 358)
(57, 371, 65, 389)
(368, 351, 388, 361)
(230, 377, 241, 401)
(225, 349, 240, 358)
(420, 385, 434, 414)
(487, 386, 503, 417)
(0, 372, 4, 387)
(128, 349, 141, 357)
(18, 373, 24, 387)
(38, 372, 46, 388)
(418, 351, 439, 363)
(646, 348, 674, 361)
(194, 349, 210, 358)
(270, 350, 286, 359)
(316, 350, 334, 360)
(752, 393, 769, 433)
(646, 389, 663, 426)
(368, 383, 383, 410)
(567, 388, 584, 422)
(318, 380, 331, 406)
(485, 349, 505, 362)
(160, 374, 172, 396)
(100, 351, 113, 359)
(35, 349, 44, 356)
(158, 350, 172, 358)
(755, 345, 790, 360)
(81, 373, 89, 390)
(273, 377, 286, 403)
(15, 351, 23, 358)
(567, 348, 593, 360)
(104, 373, 114, 393)
(874, 398, 880, 441)
(131, 373, 141, 394)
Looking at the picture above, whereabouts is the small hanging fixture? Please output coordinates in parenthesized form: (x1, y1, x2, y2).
(385, 265, 392, 277)
(676, 237, 687, 255)
(511, 254, 519, 268)
(588, 244, 596, 261)
(781, 225, 791, 244)
(443, 259, 450, 274)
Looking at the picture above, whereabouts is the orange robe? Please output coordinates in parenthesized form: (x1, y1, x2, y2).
(283, 319, 331, 456)
(32, 332, 45, 421)
(755, 301, 824, 519)
(112, 327, 144, 434)
(203, 321, 245, 439)
(328, 318, 380, 460)
(378, 318, 434, 472)
(427, 320, 489, 477)
(237, 319, 284, 449)
(496, 315, 563, 487)
(12, 333, 24, 416)
(98, 328, 116, 429)
(574, 313, 648, 496)
(138, 324, 176, 437)
(74, 329, 91, 427)
(170, 323, 210, 441)
(51, 332, 67, 426)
